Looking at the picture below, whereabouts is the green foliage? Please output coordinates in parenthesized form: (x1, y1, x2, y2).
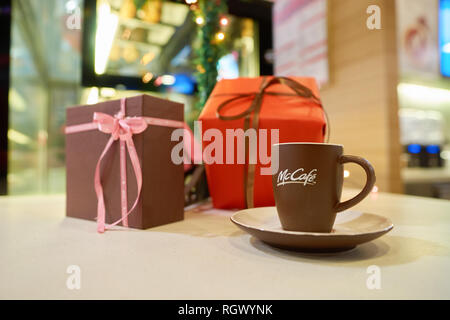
(134, 0, 148, 10)
(193, 0, 228, 111)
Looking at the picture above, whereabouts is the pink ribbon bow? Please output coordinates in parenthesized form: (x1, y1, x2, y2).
(94, 111, 149, 140)
(93, 110, 149, 233)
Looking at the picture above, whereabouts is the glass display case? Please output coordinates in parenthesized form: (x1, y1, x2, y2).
(82, 0, 263, 91)
(8, 0, 84, 194)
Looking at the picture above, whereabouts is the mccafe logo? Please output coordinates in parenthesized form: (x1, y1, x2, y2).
(277, 168, 318, 187)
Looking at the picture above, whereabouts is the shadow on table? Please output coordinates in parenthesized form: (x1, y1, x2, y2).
(228, 233, 449, 267)
(60, 202, 244, 236)
(148, 205, 243, 238)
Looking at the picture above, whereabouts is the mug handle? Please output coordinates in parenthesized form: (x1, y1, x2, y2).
(335, 155, 376, 212)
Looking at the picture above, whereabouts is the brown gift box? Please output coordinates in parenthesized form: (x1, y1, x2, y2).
(66, 94, 184, 229)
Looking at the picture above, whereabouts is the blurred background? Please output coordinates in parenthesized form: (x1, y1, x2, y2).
(0, 0, 449, 200)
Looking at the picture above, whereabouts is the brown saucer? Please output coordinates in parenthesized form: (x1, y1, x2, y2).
(231, 207, 393, 253)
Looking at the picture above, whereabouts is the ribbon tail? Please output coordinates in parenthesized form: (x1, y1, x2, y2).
(94, 136, 116, 233)
(106, 136, 143, 228)
(119, 97, 129, 227)
(120, 140, 129, 227)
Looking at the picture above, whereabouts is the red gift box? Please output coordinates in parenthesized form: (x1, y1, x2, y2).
(199, 76, 327, 209)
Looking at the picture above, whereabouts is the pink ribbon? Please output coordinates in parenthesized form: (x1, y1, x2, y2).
(65, 98, 190, 233)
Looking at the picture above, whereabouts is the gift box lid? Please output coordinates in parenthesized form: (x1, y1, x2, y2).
(66, 94, 183, 127)
(199, 76, 322, 122)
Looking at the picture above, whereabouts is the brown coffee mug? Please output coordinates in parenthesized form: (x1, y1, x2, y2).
(271, 143, 376, 233)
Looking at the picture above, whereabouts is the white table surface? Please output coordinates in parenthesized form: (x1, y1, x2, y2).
(1, 190, 450, 299)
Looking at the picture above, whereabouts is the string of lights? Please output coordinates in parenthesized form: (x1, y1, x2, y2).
(187, 0, 228, 111)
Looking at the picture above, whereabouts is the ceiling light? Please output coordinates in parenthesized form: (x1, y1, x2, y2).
(398, 83, 450, 106)
(87, 87, 99, 105)
(8, 129, 31, 145)
(195, 16, 204, 25)
(161, 75, 175, 85)
(220, 17, 229, 26)
(216, 32, 225, 41)
(142, 72, 154, 84)
(94, 2, 118, 75)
